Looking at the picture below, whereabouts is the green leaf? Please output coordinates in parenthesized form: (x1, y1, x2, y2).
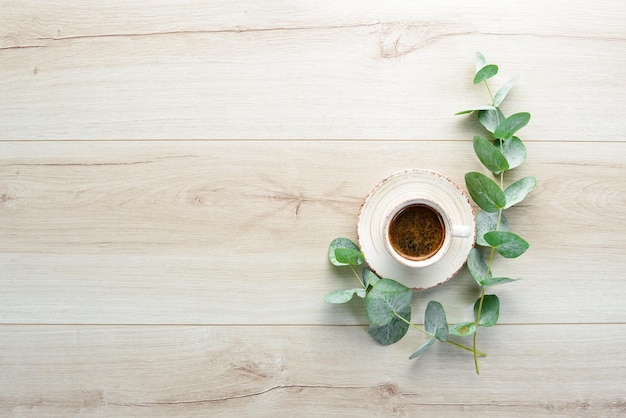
(481, 276, 519, 287)
(504, 176, 536, 208)
(494, 75, 520, 106)
(334, 248, 364, 266)
(475, 210, 508, 247)
(368, 304, 410, 346)
(497, 137, 527, 170)
(362, 267, 381, 288)
(474, 64, 498, 84)
(448, 322, 477, 337)
(455, 105, 496, 116)
(473, 135, 510, 173)
(484, 231, 529, 258)
(474, 294, 500, 327)
(475, 52, 487, 74)
(464, 172, 506, 213)
(467, 248, 519, 287)
(467, 248, 491, 286)
(365, 279, 413, 327)
(424, 301, 448, 342)
(328, 238, 361, 266)
(324, 288, 366, 304)
(478, 107, 506, 133)
(493, 112, 531, 140)
(409, 337, 436, 359)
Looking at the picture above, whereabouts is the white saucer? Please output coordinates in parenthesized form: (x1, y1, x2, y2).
(356, 169, 476, 290)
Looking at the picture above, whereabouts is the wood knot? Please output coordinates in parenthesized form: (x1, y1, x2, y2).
(378, 382, 400, 398)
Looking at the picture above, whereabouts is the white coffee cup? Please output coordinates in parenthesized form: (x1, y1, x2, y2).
(383, 198, 472, 268)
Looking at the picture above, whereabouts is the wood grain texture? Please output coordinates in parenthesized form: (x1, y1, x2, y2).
(2, 1, 626, 416)
(2, 0, 625, 140)
(1, 325, 625, 417)
(1, 141, 625, 325)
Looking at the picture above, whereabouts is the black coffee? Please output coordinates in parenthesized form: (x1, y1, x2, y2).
(388, 204, 445, 261)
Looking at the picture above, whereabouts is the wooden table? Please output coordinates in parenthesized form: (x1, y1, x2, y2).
(2, 1, 625, 416)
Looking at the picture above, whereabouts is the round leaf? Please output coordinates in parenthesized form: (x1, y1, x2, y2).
(465, 172, 506, 213)
(467, 247, 491, 286)
(474, 294, 500, 327)
(328, 238, 361, 266)
(448, 322, 477, 337)
(484, 231, 529, 258)
(362, 267, 381, 288)
(481, 276, 519, 287)
(476, 210, 509, 247)
(365, 279, 413, 327)
(473, 64, 498, 84)
(475, 52, 487, 74)
(409, 337, 436, 359)
(334, 248, 364, 266)
(504, 176, 536, 208)
(494, 75, 520, 106)
(498, 137, 527, 170)
(493, 112, 531, 140)
(478, 107, 506, 133)
(324, 288, 366, 304)
(473, 135, 510, 173)
(455, 105, 496, 116)
(368, 304, 410, 346)
(424, 301, 448, 342)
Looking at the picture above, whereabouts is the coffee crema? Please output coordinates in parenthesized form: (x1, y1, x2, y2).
(388, 204, 445, 261)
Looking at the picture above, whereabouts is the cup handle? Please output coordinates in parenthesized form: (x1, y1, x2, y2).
(452, 224, 472, 238)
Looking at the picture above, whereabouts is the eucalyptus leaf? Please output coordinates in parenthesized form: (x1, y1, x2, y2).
(478, 107, 506, 133)
(368, 304, 410, 346)
(328, 238, 361, 266)
(493, 112, 531, 140)
(467, 247, 491, 286)
(497, 136, 527, 170)
(365, 279, 413, 327)
(455, 105, 496, 116)
(474, 64, 498, 84)
(494, 75, 520, 106)
(484, 231, 529, 258)
(334, 248, 364, 266)
(467, 249, 519, 287)
(476, 210, 508, 247)
(409, 337, 436, 360)
(464, 172, 506, 213)
(424, 301, 449, 342)
(481, 276, 519, 287)
(504, 176, 537, 208)
(324, 288, 366, 304)
(474, 294, 500, 327)
(473, 135, 510, 173)
(475, 52, 487, 74)
(448, 322, 477, 337)
(362, 267, 381, 288)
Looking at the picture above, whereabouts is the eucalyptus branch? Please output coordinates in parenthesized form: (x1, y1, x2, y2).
(392, 310, 486, 357)
(461, 52, 536, 374)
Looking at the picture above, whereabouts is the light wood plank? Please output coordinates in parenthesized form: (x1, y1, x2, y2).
(1, 141, 625, 324)
(1, 324, 624, 417)
(3, 2, 625, 415)
(2, 1, 625, 140)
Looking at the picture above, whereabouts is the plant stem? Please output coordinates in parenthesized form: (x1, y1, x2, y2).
(472, 80, 504, 374)
(448, 339, 486, 357)
(484, 81, 495, 105)
(349, 264, 365, 288)
(392, 311, 485, 357)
